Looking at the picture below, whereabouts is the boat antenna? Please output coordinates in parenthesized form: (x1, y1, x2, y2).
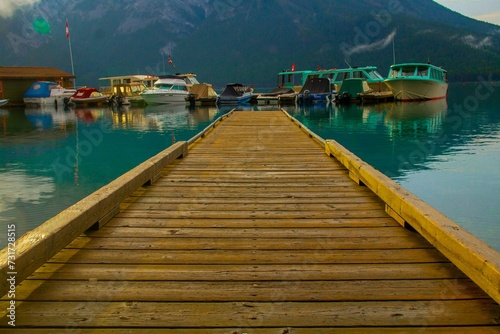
(392, 37, 396, 65)
(344, 59, 352, 68)
(66, 19, 76, 88)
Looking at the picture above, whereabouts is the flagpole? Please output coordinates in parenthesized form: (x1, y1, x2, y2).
(66, 19, 76, 88)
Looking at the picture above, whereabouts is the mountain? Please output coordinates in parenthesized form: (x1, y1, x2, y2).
(1, 0, 499, 87)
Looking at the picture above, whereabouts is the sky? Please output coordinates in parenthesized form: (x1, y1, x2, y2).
(1, 0, 500, 26)
(434, 0, 500, 25)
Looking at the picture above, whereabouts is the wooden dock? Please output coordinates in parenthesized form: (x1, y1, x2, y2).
(1, 110, 500, 332)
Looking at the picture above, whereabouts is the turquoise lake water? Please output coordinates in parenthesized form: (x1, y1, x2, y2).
(1, 82, 499, 251)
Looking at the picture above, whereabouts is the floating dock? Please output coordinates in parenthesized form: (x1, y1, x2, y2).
(1, 110, 499, 332)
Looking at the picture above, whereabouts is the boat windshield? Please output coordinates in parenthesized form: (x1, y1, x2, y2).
(366, 70, 383, 80)
(401, 66, 417, 77)
(183, 76, 200, 85)
(154, 83, 187, 91)
(417, 67, 429, 77)
(231, 85, 251, 94)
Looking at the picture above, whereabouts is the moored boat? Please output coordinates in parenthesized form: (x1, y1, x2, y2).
(174, 73, 218, 106)
(68, 87, 110, 106)
(187, 83, 218, 106)
(384, 63, 448, 101)
(334, 78, 372, 104)
(256, 87, 296, 105)
(315, 66, 389, 93)
(140, 76, 189, 105)
(277, 66, 389, 94)
(23, 81, 76, 107)
(217, 83, 254, 104)
(98, 74, 158, 95)
(110, 82, 147, 106)
(296, 77, 333, 105)
(0, 99, 8, 107)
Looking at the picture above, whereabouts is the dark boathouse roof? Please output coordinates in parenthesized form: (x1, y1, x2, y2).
(0, 66, 75, 79)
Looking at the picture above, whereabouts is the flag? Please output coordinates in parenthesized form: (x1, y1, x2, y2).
(291, 63, 296, 72)
(167, 55, 176, 69)
(65, 20, 70, 39)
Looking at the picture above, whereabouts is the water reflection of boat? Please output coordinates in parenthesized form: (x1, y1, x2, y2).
(387, 99, 448, 120)
(385, 99, 448, 138)
(298, 103, 332, 119)
(143, 103, 187, 115)
(74, 108, 107, 123)
(24, 107, 77, 129)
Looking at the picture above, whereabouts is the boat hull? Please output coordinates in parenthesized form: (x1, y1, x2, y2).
(140, 92, 188, 105)
(297, 93, 331, 105)
(69, 96, 109, 106)
(385, 79, 448, 101)
(24, 96, 71, 107)
(217, 93, 254, 105)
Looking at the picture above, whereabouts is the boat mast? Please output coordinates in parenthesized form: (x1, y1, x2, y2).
(66, 19, 76, 88)
(392, 37, 396, 64)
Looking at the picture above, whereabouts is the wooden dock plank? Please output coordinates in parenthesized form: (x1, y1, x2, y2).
(9, 279, 489, 302)
(7, 328, 500, 334)
(59, 236, 435, 251)
(104, 217, 400, 228)
(2, 110, 499, 331)
(2, 300, 499, 327)
(27, 263, 468, 281)
(46, 248, 449, 265)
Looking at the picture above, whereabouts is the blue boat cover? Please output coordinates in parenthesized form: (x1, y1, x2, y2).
(24, 81, 59, 98)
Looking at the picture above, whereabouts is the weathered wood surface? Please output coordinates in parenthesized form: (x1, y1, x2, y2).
(326, 139, 500, 305)
(1, 110, 499, 332)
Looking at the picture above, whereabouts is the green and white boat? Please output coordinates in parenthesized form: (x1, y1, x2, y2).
(277, 66, 389, 93)
(384, 63, 448, 101)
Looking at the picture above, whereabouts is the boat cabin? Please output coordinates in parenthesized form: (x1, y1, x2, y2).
(175, 73, 200, 86)
(277, 70, 315, 93)
(388, 63, 448, 82)
(153, 77, 188, 91)
(98, 75, 158, 95)
(112, 83, 147, 97)
(221, 83, 253, 97)
(72, 87, 104, 99)
(277, 66, 388, 94)
(23, 81, 59, 98)
(312, 66, 387, 92)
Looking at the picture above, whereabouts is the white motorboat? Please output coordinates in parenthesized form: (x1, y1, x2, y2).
(23, 81, 76, 107)
(140, 76, 189, 105)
